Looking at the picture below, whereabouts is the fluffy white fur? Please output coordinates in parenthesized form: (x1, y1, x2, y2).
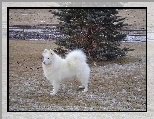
(42, 49, 90, 95)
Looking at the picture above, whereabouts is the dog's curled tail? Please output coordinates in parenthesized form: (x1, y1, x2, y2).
(65, 49, 87, 62)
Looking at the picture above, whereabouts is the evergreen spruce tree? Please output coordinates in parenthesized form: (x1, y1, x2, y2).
(52, 9, 132, 61)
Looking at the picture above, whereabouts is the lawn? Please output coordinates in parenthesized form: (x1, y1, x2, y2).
(9, 40, 146, 111)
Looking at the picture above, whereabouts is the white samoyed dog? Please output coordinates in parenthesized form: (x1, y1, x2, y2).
(42, 49, 90, 95)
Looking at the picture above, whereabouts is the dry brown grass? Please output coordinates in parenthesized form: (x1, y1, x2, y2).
(9, 40, 146, 111)
(9, 9, 146, 29)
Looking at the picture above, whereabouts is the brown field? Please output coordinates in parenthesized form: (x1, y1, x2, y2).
(9, 9, 146, 29)
(9, 40, 146, 111)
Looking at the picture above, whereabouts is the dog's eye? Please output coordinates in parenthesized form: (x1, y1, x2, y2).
(48, 58, 49, 59)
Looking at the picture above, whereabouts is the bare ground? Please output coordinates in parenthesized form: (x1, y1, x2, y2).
(9, 40, 146, 111)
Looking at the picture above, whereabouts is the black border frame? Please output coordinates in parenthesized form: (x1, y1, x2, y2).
(7, 7, 147, 112)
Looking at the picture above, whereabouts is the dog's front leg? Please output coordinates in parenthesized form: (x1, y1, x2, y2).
(50, 80, 60, 95)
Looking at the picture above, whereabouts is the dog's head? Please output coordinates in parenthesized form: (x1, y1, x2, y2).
(42, 49, 55, 65)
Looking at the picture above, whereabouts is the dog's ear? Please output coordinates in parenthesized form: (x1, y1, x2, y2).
(42, 49, 48, 55)
(49, 49, 55, 55)
(44, 49, 48, 52)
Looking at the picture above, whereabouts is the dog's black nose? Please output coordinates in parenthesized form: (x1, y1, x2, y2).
(43, 61, 45, 64)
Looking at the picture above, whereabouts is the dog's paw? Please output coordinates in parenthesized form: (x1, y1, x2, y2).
(79, 86, 85, 89)
(79, 86, 88, 92)
(82, 88, 88, 93)
(50, 91, 57, 96)
(82, 90, 88, 93)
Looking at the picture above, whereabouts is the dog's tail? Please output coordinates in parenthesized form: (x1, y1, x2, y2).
(65, 50, 87, 63)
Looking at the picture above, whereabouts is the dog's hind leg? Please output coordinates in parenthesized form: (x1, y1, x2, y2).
(79, 79, 88, 92)
(82, 83, 88, 92)
(79, 72, 90, 92)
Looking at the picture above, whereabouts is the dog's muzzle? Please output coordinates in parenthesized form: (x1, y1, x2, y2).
(42, 61, 46, 64)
